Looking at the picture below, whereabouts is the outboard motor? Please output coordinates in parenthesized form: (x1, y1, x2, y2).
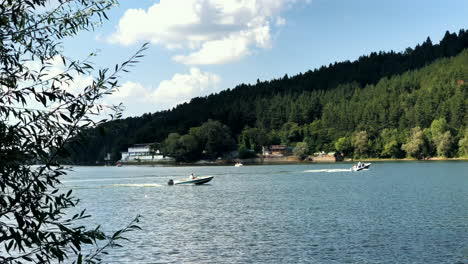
(168, 179, 174, 186)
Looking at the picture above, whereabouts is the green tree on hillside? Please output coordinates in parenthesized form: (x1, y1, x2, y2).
(353, 131, 369, 158)
(280, 122, 303, 145)
(428, 118, 453, 157)
(293, 142, 309, 160)
(266, 130, 282, 145)
(435, 131, 453, 157)
(334, 136, 353, 157)
(238, 127, 267, 153)
(161, 120, 236, 161)
(238, 145, 257, 159)
(458, 128, 468, 157)
(161, 133, 182, 155)
(191, 120, 236, 159)
(304, 120, 327, 153)
(402, 127, 430, 159)
(379, 128, 404, 158)
(161, 133, 202, 162)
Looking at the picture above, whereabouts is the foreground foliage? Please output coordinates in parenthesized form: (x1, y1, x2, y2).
(0, 0, 143, 263)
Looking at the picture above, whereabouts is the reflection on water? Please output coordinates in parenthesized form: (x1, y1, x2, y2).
(64, 162, 468, 263)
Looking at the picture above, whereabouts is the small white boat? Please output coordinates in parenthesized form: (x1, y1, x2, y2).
(168, 175, 214, 185)
(234, 162, 243, 167)
(351, 162, 371, 171)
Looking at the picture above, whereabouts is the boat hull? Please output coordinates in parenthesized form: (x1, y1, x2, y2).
(173, 176, 214, 185)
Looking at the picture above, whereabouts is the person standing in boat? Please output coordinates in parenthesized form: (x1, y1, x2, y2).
(190, 173, 196, 179)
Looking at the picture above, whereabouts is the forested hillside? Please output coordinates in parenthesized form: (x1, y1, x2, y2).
(67, 30, 468, 163)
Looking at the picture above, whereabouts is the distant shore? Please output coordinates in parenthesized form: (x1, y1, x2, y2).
(357, 157, 468, 162)
(116, 156, 468, 166)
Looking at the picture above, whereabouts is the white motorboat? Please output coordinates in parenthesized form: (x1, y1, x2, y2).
(234, 162, 243, 167)
(351, 162, 371, 171)
(168, 175, 214, 185)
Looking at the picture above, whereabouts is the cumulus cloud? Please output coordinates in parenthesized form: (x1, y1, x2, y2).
(109, 81, 149, 101)
(152, 68, 221, 101)
(109, 0, 306, 65)
(173, 25, 270, 65)
(105, 68, 221, 116)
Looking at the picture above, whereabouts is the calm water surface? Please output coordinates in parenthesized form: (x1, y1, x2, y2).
(63, 162, 468, 263)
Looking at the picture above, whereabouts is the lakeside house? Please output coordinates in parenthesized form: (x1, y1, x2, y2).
(262, 145, 293, 156)
(120, 143, 173, 162)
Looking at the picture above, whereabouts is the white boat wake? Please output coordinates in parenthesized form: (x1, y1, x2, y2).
(110, 183, 163, 187)
(303, 169, 352, 173)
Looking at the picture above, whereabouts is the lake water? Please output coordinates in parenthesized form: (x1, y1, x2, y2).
(63, 162, 468, 263)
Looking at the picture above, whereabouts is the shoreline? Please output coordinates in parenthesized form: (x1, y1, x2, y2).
(115, 157, 468, 166)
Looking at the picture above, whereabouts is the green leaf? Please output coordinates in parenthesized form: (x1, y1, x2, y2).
(60, 113, 73, 123)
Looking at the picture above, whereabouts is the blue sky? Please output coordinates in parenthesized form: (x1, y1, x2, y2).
(60, 0, 468, 117)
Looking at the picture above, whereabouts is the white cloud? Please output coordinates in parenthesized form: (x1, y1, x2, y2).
(152, 67, 221, 104)
(109, 0, 306, 65)
(276, 17, 286, 26)
(105, 68, 221, 116)
(173, 31, 251, 65)
(109, 81, 149, 101)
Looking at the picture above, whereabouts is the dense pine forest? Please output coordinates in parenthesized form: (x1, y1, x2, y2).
(67, 30, 468, 164)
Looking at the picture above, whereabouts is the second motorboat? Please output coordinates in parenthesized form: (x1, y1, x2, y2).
(351, 162, 371, 171)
